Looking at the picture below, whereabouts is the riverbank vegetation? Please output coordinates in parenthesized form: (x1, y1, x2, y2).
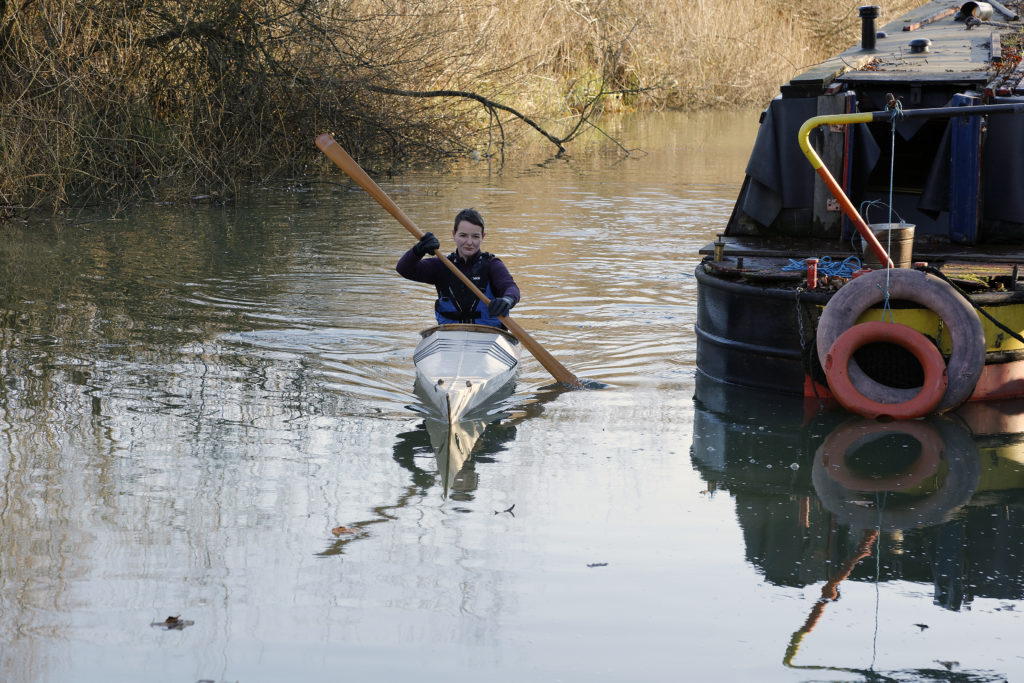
(1, 0, 919, 215)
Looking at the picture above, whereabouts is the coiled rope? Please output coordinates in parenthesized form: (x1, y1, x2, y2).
(782, 254, 863, 278)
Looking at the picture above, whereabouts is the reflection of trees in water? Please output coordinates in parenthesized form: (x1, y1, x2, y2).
(0, 211, 375, 674)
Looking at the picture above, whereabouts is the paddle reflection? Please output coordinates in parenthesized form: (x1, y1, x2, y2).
(691, 374, 1024, 675)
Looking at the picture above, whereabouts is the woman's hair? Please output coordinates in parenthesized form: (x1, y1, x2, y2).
(453, 208, 485, 234)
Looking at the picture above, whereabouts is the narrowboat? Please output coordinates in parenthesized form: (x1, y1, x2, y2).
(695, 0, 1024, 418)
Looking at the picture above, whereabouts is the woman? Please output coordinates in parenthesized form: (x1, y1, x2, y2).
(396, 208, 520, 327)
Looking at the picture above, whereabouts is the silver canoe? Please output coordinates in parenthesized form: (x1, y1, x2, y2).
(413, 324, 521, 422)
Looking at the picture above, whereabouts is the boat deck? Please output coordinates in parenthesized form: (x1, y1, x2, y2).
(702, 235, 1024, 262)
(724, 0, 1024, 249)
(700, 235, 1024, 293)
(785, 0, 1023, 98)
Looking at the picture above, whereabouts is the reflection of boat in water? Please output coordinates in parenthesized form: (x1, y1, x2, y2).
(693, 375, 1024, 675)
(413, 324, 520, 423)
(812, 416, 981, 531)
(416, 382, 569, 499)
(318, 381, 564, 557)
(691, 374, 1024, 606)
(410, 355, 572, 498)
(423, 415, 490, 498)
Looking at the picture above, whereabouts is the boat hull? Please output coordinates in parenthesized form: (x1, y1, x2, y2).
(413, 324, 521, 421)
(695, 264, 1024, 404)
(695, 264, 830, 394)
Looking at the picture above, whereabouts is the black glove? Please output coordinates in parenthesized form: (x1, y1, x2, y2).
(413, 232, 440, 256)
(487, 296, 513, 317)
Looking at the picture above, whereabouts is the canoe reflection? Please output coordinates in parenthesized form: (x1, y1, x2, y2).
(317, 384, 565, 556)
(691, 373, 1024, 610)
(391, 414, 517, 499)
(423, 416, 489, 499)
(316, 417, 518, 557)
(406, 375, 521, 498)
(406, 380, 569, 500)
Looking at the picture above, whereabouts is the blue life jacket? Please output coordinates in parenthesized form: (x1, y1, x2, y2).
(434, 252, 503, 327)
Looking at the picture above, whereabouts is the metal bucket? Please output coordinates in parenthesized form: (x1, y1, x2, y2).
(958, 1, 994, 20)
(860, 223, 915, 269)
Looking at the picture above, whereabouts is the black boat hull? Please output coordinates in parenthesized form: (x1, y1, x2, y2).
(694, 264, 830, 395)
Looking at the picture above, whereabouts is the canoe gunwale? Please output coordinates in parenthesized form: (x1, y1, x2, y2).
(418, 323, 520, 346)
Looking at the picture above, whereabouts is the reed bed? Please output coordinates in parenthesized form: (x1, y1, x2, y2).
(1, 0, 920, 215)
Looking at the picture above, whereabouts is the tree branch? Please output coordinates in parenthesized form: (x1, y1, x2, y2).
(365, 84, 567, 154)
(365, 82, 652, 158)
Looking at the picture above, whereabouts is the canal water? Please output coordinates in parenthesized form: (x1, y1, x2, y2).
(2, 110, 1022, 682)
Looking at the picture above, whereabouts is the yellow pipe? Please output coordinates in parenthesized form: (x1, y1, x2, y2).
(798, 113, 894, 269)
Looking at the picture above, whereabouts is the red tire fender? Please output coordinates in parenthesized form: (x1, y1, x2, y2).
(824, 321, 948, 419)
(816, 269, 985, 413)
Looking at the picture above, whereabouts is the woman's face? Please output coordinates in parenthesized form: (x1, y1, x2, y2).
(453, 220, 484, 259)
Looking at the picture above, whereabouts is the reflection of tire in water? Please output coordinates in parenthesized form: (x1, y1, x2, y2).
(820, 419, 942, 491)
(812, 416, 981, 531)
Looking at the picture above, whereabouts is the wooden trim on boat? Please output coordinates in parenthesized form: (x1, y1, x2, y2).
(418, 323, 520, 345)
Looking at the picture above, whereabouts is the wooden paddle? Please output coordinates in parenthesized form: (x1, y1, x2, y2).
(315, 133, 585, 388)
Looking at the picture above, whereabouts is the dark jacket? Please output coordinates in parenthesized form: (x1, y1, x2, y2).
(396, 248, 520, 326)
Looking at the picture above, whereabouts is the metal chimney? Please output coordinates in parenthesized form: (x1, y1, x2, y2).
(860, 5, 881, 50)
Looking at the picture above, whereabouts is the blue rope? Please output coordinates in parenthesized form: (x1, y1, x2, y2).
(782, 255, 863, 278)
(882, 95, 904, 322)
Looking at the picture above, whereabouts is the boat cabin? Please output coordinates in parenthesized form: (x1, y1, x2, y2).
(719, 0, 1024, 264)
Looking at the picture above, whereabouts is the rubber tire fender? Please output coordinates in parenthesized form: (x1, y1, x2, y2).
(824, 321, 948, 419)
(816, 269, 985, 413)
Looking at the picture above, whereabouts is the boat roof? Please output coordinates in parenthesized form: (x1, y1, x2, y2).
(783, 0, 1021, 98)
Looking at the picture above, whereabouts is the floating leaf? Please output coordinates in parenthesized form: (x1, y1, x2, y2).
(151, 615, 194, 630)
(332, 525, 358, 537)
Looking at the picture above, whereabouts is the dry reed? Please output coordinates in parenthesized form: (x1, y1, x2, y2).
(1, 0, 922, 215)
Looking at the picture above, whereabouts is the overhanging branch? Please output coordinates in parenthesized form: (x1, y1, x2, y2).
(365, 84, 567, 154)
